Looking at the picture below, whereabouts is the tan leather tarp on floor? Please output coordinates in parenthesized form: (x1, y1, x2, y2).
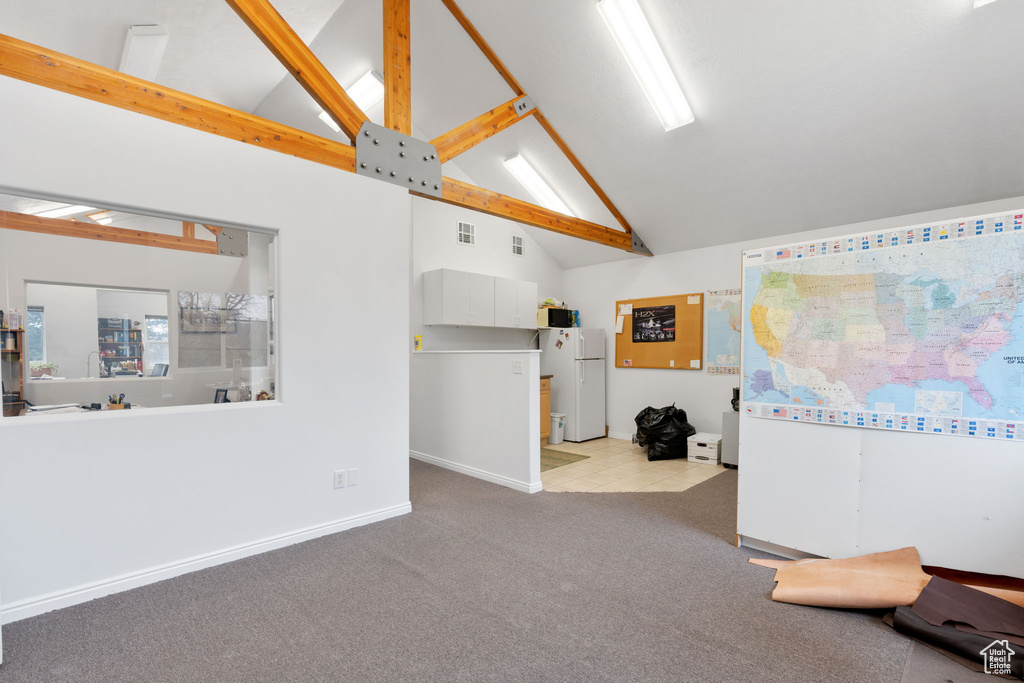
(750, 547, 1024, 609)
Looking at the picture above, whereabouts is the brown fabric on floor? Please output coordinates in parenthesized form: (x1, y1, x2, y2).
(883, 611, 990, 676)
(912, 576, 1024, 640)
(749, 547, 931, 608)
(892, 607, 1023, 680)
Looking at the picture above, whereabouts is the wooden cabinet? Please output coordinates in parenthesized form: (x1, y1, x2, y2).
(1, 328, 24, 417)
(540, 376, 551, 440)
(424, 269, 536, 330)
(423, 269, 495, 326)
(495, 277, 538, 329)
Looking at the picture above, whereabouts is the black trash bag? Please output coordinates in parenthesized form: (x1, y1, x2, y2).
(634, 404, 696, 461)
(634, 406, 657, 446)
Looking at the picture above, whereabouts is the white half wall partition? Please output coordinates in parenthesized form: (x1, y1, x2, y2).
(410, 350, 542, 493)
(0, 76, 413, 634)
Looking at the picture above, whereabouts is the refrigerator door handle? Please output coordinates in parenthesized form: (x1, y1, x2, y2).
(580, 332, 585, 360)
(580, 360, 585, 387)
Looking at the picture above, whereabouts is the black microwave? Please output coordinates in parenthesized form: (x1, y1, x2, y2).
(539, 308, 573, 328)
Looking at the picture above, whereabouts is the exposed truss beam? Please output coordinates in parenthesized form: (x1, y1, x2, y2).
(0, 33, 643, 254)
(225, 0, 367, 140)
(416, 178, 632, 251)
(0, 210, 219, 255)
(430, 96, 533, 164)
(534, 112, 633, 234)
(182, 221, 195, 238)
(0, 34, 357, 173)
(383, 0, 411, 134)
(202, 224, 224, 236)
(439, 0, 524, 97)
(438, 0, 635, 236)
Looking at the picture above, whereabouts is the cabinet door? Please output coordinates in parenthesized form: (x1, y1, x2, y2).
(494, 277, 518, 328)
(517, 280, 538, 329)
(441, 269, 472, 325)
(468, 273, 495, 326)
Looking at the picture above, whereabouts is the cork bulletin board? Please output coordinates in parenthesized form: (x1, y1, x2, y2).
(614, 293, 704, 369)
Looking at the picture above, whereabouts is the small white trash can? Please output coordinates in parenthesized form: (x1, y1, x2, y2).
(548, 413, 566, 445)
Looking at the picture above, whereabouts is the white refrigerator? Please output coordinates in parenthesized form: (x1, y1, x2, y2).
(540, 328, 606, 442)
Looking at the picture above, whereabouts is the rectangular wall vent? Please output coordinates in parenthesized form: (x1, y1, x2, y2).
(458, 221, 476, 246)
(511, 234, 524, 257)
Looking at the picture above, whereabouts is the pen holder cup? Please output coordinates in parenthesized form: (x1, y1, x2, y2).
(107, 403, 126, 410)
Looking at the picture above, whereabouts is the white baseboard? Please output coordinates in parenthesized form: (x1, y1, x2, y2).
(737, 535, 824, 560)
(1, 501, 412, 625)
(410, 450, 542, 493)
(607, 431, 634, 442)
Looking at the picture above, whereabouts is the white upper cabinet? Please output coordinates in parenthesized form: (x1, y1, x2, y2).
(424, 269, 535, 329)
(516, 279, 538, 329)
(423, 268, 495, 326)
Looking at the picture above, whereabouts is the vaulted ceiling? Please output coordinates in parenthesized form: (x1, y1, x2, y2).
(3, 0, 1023, 268)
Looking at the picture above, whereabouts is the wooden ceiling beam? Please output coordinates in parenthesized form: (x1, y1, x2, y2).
(202, 224, 224, 236)
(430, 96, 532, 164)
(0, 34, 356, 173)
(182, 221, 196, 239)
(225, 0, 367, 140)
(0, 210, 219, 255)
(414, 177, 635, 252)
(383, 0, 412, 134)
(534, 111, 633, 234)
(439, 0, 524, 97)
(439, 0, 636, 238)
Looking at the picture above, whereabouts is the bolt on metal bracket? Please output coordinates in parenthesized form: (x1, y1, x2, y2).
(355, 122, 443, 198)
(631, 230, 652, 255)
(217, 227, 249, 257)
(513, 95, 536, 117)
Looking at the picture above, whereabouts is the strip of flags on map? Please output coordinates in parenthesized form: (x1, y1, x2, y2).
(746, 404, 1018, 440)
(754, 213, 1023, 262)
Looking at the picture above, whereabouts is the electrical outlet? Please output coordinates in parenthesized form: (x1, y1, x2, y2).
(334, 470, 347, 489)
(512, 360, 524, 374)
(347, 468, 359, 486)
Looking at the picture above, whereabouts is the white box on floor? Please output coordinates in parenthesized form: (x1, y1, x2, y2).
(687, 432, 721, 465)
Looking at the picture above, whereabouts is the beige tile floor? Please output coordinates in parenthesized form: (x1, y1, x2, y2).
(542, 437, 727, 493)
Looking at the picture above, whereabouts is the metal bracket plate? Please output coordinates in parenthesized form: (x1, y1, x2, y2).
(217, 227, 249, 257)
(513, 95, 535, 117)
(631, 230, 652, 255)
(355, 122, 443, 198)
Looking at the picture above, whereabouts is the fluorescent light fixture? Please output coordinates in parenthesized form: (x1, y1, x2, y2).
(119, 25, 169, 81)
(503, 154, 574, 216)
(33, 205, 97, 219)
(318, 70, 384, 134)
(597, 0, 694, 131)
(974, 0, 998, 7)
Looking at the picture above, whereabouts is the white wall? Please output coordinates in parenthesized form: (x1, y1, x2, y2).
(564, 195, 1024, 438)
(565, 197, 1024, 576)
(409, 351, 541, 492)
(24, 283, 98, 378)
(0, 77, 412, 622)
(410, 197, 563, 351)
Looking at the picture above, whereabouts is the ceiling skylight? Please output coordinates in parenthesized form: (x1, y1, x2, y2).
(597, 0, 694, 131)
(503, 154, 574, 217)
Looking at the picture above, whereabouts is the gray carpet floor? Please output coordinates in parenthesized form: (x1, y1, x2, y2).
(0, 459, 977, 682)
